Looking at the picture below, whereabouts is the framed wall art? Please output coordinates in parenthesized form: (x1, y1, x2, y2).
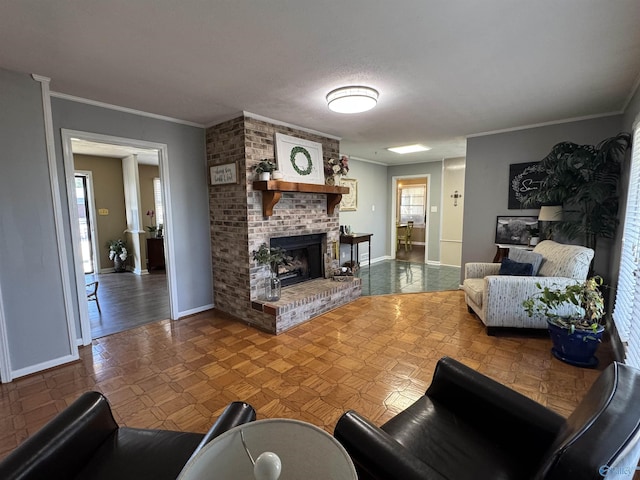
(210, 162, 239, 185)
(340, 177, 358, 211)
(508, 161, 545, 209)
(275, 133, 324, 185)
(495, 216, 538, 245)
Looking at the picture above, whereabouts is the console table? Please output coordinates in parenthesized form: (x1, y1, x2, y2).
(340, 233, 372, 268)
(147, 237, 165, 271)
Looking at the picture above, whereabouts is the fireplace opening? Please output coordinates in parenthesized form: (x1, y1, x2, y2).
(271, 234, 325, 287)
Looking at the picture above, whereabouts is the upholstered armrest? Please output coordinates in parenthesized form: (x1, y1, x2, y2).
(483, 275, 580, 327)
(426, 357, 565, 448)
(334, 411, 447, 480)
(188, 401, 256, 462)
(0, 392, 118, 480)
(465, 262, 500, 279)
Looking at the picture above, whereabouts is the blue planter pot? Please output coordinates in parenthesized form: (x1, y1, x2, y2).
(547, 319, 604, 368)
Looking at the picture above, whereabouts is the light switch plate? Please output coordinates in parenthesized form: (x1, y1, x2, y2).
(98, 208, 109, 215)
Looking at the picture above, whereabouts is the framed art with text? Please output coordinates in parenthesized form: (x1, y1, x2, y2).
(508, 161, 545, 209)
(210, 162, 239, 185)
(275, 133, 325, 185)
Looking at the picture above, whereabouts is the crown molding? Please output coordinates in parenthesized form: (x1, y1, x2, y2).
(466, 111, 623, 139)
(243, 111, 341, 140)
(49, 92, 205, 128)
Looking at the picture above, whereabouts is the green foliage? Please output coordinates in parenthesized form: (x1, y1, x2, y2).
(522, 276, 605, 332)
(254, 159, 277, 174)
(521, 133, 631, 250)
(252, 243, 289, 272)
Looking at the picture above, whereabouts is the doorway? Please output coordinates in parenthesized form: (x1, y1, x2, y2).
(392, 175, 429, 264)
(62, 130, 177, 344)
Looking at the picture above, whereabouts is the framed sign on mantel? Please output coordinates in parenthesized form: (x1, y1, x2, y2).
(275, 133, 325, 185)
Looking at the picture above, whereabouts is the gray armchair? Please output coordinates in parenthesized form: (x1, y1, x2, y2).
(462, 241, 594, 333)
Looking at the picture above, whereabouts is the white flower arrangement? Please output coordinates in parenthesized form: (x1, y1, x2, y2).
(107, 239, 128, 261)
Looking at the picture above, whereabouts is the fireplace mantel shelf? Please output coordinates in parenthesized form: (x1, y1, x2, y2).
(253, 180, 349, 217)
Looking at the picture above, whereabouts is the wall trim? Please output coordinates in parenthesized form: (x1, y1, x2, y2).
(347, 155, 388, 167)
(50, 91, 205, 128)
(33, 74, 80, 362)
(390, 174, 431, 264)
(242, 111, 341, 140)
(0, 281, 11, 382)
(178, 303, 215, 319)
(466, 111, 623, 139)
(11, 353, 80, 380)
(61, 129, 179, 341)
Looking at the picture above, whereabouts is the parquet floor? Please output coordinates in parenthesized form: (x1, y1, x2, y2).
(0, 290, 613, 461)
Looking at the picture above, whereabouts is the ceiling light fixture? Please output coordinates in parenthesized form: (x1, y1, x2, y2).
(387, 144, 431, 154)
(326, 86, 379, 114)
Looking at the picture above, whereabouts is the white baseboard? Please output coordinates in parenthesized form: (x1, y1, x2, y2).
(11, 353, 79, 380)
(178, 303, 214, 319)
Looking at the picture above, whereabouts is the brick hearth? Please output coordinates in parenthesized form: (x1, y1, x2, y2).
(206, 114, 362, 333)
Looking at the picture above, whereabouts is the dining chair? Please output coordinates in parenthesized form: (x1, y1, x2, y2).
(86, 281, 100, 313)
(397, 221, 414, 252)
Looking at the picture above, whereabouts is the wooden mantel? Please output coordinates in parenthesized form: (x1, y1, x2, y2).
(253, 180, 349, 217)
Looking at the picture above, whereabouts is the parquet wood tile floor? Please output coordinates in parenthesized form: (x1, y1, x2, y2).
(0, 290, 614, 461)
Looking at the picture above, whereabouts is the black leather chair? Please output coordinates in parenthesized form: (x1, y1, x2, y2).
(334, 357, 640, 480)
(0, 391, 256, 480)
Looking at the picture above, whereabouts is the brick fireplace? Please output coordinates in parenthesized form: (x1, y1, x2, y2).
(206, 114, 361, 334)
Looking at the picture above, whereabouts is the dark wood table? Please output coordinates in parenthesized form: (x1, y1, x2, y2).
(340, 233, 372, 268)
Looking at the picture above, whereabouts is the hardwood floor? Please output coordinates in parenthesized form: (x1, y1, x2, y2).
(0, 290, 614, 461)
(86, 271, 169, 338)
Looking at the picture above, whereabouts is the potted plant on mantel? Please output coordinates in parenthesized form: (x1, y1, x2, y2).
(252, 242, 289, 301)
(523, 276, 605, 368)
(254, 159, 277, 181)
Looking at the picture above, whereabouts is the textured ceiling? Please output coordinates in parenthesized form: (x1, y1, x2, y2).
(1, 1, 639, 165)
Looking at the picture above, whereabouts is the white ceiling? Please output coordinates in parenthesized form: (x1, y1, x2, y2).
(1, 1, 639, 166)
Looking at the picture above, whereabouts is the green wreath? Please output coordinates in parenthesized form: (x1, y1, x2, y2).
(290, 146, 313, 176)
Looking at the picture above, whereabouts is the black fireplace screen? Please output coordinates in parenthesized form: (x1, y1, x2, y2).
(270, 234, 324, 287)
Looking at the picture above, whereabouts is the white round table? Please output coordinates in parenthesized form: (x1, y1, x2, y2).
(178, 418, 357, 479)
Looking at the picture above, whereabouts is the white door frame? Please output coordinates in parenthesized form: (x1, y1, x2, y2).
(391, 174, 431, 264)
(62, 129, 178, 345)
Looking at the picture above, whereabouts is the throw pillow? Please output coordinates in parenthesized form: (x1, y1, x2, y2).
(499, 257, 533, 276)
(508, 248, 544, 275)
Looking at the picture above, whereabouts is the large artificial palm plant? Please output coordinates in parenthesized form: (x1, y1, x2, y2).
(522, 133, 631, 252)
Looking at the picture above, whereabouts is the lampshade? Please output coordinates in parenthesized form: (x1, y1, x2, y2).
(538, 205, 563, 222)
(326, 86, 378, 114)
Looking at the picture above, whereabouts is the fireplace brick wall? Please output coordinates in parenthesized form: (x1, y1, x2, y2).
(206, 114, 346, 333)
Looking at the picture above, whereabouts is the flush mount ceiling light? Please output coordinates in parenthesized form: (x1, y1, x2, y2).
(387, 144, 431, 154)
(326, 86, 379, 114)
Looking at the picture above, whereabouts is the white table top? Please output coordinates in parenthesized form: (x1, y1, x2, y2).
(178, 418, 357, 480)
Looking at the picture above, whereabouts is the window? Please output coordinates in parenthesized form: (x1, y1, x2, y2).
(153, 177, 164, 226)
(399, 185, 426, 226)
(613, 123, 640, 367)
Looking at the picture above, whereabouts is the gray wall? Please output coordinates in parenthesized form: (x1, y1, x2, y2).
(0, 69, 74, 372)
(338, 159, 388, 264)
(388, 161, 443, 263)
(462, 115, 624, 283)
(51, 98, 212, 326)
